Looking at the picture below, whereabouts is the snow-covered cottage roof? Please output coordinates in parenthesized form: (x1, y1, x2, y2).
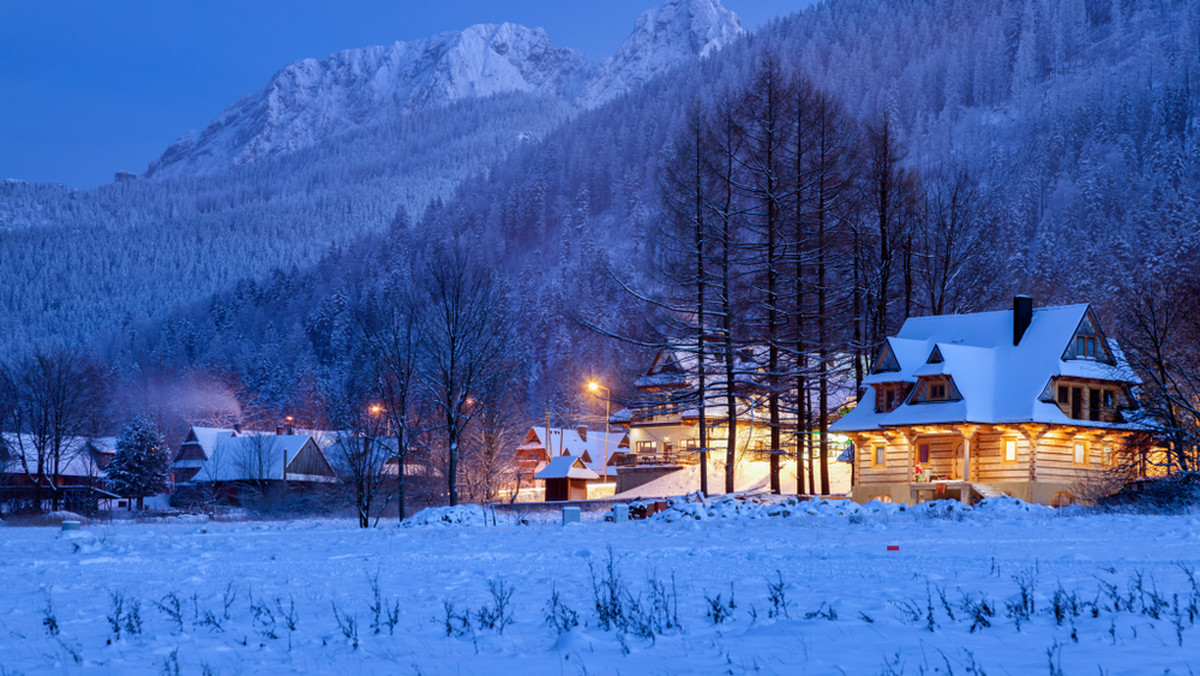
(534, 455, 600, 481)
(521, 426, 626, 476)
(182, 427, 237, 459)
(192, 434, 335, 483)
(833, 302, 1140, 432)
(0, 433, 113, 479)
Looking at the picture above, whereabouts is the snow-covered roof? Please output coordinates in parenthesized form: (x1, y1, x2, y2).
(833, 303, 1141, 432)
(534, 455, 600, 481)
(526, 426, 626, 476)
(192, 434, 330, 482)
(181, 427, 237, 459)
(0, 433, 112, 479)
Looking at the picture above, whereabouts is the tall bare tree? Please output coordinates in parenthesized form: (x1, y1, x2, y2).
(5, 350, 108, 511)
(418, 243, 513, 506)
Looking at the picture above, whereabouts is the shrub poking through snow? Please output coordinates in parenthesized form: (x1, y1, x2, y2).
(331, 602, 359, 648)
(476, 578, 515, 634)
(543, 586, 578, 635)
(704, 584, 736, 625)
(153, 592, 184, 634)
(766, 570, 789, 620)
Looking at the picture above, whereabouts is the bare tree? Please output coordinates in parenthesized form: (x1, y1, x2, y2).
(418, 243, 514, 506)
(357, 281, 421, 519)
(1121, 285, 1200, 473)
(5, 350, 108, 512)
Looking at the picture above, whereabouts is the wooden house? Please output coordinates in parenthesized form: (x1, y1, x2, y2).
(535, 456, 600, 501)
(173, 428, 338, 506)
(831, 297, 1142, 506)
(513, 425, 628, 485)
(616, 348, 853, 494)
(0, 434, 120, 513)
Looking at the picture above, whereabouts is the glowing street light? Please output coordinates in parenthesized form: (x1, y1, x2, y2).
(588, 380, 611, 481)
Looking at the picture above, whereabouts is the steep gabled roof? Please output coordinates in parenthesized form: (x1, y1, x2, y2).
(534, 455, 600, 481)
(526, 426, 627, 475)
(192, 434, 333, 482)
(834, 303, 1140, 432)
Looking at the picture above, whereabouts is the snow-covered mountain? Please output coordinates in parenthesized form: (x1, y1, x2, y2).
(146, 0, 744, 178)
(146, 23, 590, 178)
(578, 0, 744, 107)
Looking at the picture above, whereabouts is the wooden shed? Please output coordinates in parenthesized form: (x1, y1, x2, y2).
(535, 456, 599, 502)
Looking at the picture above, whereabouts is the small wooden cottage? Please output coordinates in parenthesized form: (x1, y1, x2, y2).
(535, 456, 599, 501)
(832, 297, 1142, 506)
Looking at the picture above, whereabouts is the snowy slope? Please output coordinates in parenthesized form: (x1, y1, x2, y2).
(145, 0, 744, 178)
(578, 0, 745, 107)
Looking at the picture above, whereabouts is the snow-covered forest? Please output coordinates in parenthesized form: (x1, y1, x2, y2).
(1, 0, 1198, 440)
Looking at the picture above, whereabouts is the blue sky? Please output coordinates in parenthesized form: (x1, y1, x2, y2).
(0, 1, 815, 188)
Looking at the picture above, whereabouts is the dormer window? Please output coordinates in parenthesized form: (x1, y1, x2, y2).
(1065, 311, 1112, 363)
(875, 382, 911, 413)
(911, 376, 961, 404)
(1077, 335, 1098, 359)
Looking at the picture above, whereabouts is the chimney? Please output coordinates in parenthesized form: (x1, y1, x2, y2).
(1013, 295, 1033, 346)
(275, 426, 284, 436)
(577, 425, 588, 442)
(233, 423, 242, 434)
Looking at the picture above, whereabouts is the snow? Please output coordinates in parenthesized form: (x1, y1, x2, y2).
(7, 498, 1195, 673)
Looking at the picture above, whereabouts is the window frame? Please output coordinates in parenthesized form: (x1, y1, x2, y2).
(1002, 438, 1019, 464)
(870, 444, 887, 469)
(1073, 439, 1088, 466)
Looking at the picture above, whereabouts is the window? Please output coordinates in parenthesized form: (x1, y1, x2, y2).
(918, 444, 930, 464)
(886, 389, 896, 411)
(1089, 389, 1101, 421)
(929, 382, 946, 400)
(1073, 441, 1087, 465)
(1077, 336, 1097, 358)
(872, 445, 886, 468)
(1057, 386, 1069, 404)
(1003, 439, 1018, 463)
(1102, 444, 1114, 466)
(681, 438, 700, 451)
(1071, 388, 1083, 419)
(636, 440, 657, 454)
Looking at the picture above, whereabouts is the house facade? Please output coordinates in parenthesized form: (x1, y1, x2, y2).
(831, 297, 1142, 506)
(618, 348, 852, 495)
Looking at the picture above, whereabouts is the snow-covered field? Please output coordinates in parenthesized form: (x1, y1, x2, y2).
(3, 497, 1199, 675)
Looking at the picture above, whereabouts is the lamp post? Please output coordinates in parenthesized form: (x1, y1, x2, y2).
(587, 380, 611, 481)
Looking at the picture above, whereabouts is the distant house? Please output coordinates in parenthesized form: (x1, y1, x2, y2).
(535, 456, 600, 501)
(513, 426, 628, 486)
(831, 297, 1143, 506)
(617, 348, 853, 495)
(0, 434, 121, 513)
(172, 426, 338, 506)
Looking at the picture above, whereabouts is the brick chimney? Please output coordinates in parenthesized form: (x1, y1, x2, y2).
(576, 425, 588, 442)
(275, 426, 285, 435)
(1013, 295, 1033, 346)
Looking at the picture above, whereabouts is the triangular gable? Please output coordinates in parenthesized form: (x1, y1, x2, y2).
(872, 342, 901, 373)
(927, 346, 944, 364)
(647, 349, 683, 376)
(1063, 308, 1112, 363)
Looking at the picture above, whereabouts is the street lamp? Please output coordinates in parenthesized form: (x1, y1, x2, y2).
(587, 380, 611, 481)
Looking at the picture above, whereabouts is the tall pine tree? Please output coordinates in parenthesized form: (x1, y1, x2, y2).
(107, 416, 170, 510)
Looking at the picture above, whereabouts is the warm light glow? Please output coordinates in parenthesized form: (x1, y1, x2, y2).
(588, 380, 601, 392)
(369, 404, 383, 415)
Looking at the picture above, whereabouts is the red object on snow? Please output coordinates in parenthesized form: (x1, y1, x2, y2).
(887, 545, 900, 551)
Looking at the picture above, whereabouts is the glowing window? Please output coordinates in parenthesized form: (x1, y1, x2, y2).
(1073, 441, 1087, 465)
(1004, 439, 1017, 463)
